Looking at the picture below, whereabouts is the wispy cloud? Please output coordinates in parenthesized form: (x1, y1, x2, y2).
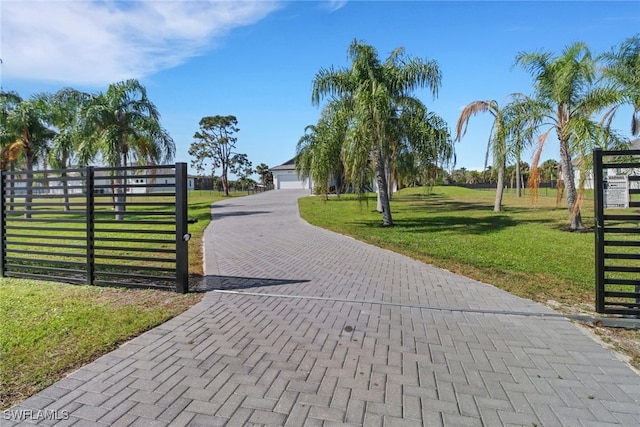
(1, 0, 281, 86)
(323, 0, 347, 13)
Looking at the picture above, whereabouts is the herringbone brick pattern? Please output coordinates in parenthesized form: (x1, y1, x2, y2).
(6, 190, 640, 426)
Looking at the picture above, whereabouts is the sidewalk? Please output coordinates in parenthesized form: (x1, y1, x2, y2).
(5, 190, 640, 426)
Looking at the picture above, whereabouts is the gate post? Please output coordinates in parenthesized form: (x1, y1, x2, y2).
(175, 163, 189, 293)
(593, 148, 605, 313)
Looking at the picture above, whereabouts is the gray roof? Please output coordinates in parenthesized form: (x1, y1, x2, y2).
(271, 158, 296, 171)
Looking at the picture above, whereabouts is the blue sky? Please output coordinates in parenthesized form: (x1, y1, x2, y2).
(1, 1, 639, 177)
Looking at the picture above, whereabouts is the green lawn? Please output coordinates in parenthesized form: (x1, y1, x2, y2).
(0, 190, 241, 409)
(298, 186, 596, 305)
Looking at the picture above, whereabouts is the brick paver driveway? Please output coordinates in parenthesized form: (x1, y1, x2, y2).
(7, 190, 640, 426)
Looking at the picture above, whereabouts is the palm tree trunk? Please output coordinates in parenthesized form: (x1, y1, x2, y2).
(24, 157, 33, 219)
(387, 157, 393, 201)
(9, 161, 15, 212)
(515, 154, 522, 197)
(62, 172, 70, 211)
(494, 162, 505, 212)
(375, 150, 393, 227)
(559, 140, 584, 230)
(114, 154, 125, 221)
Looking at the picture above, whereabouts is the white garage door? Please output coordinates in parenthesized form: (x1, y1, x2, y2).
(277, 173, 304, 189)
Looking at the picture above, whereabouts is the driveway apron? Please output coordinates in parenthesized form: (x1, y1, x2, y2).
(7, 190, 640, 426)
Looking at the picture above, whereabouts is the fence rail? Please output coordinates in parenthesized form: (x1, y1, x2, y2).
(594, 148, 640, 317)
(1, 163, 189, 293)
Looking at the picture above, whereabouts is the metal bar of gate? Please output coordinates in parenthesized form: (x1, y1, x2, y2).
(0, 164, 189, 292)
(593, 148, 605, 314)
(175, 163, 189, 294)
(86, 166, 95, 286)
(1, 170, 5, 278)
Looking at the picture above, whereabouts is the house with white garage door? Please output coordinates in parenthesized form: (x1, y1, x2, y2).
(271, 158, 313, 190)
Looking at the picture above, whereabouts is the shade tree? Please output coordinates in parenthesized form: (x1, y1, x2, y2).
(190, 115, 248, 197)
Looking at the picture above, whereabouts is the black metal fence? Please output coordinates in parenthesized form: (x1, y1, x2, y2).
(594, 148, 640, 317)
(0, 163, 189, 293)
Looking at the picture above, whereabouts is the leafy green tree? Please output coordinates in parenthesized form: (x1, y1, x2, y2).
(311, 40, 442, 226)
(505, 161, 530, 190)
(451, 168, 468, 184)
(515, 42, 621, 230)
(540, 159, 559, 182)
(189, 115, 240, 197)
(229, 153, 253, 182)
(255, 163, 273, 187)
(81, 79, 174, 219)
(600, 34, 640, 136)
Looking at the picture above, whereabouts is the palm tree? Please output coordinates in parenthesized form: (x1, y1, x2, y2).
(311, 40, 442, 226)
(42, 88, 91, 210)
(396, 110, 453, 188)
(297, 99, 349, 200)
(255, 163, 272, 187)
(600, 34, 640, 136)
(297, 125, 328, 199)
(0, 91, 55, 217)
(81, 79, 174, 219)
(0, 91, 22, 170)
(456, 99, 518, 212)
(515, 42, 621, 230)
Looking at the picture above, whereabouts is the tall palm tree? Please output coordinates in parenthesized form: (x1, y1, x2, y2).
(515, 42, 621, 230)
(0, 92, 53, 171)
(81, 79, 174, 168)
(0, 91, 22, 211)
(600, 34, 640, 136)
(396, 109, 453, 189)
(296, 99, 348, 200)
(311, 40, 442, 226)
(255, 163, 273, 188)
(81, 79, 174, 219)
(42, 88, 91, 210)
(456, 99, 519, 212)
(0, 91, 55, 217)
(0, 91, 23, 170)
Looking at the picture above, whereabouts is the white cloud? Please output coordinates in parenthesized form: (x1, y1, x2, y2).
(323, 0, 347, 13)
(0, 0, 281, 86)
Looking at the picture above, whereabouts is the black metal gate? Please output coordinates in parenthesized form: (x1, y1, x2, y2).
(594, 148, 640, 317)
(0, 163, 189, 293)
